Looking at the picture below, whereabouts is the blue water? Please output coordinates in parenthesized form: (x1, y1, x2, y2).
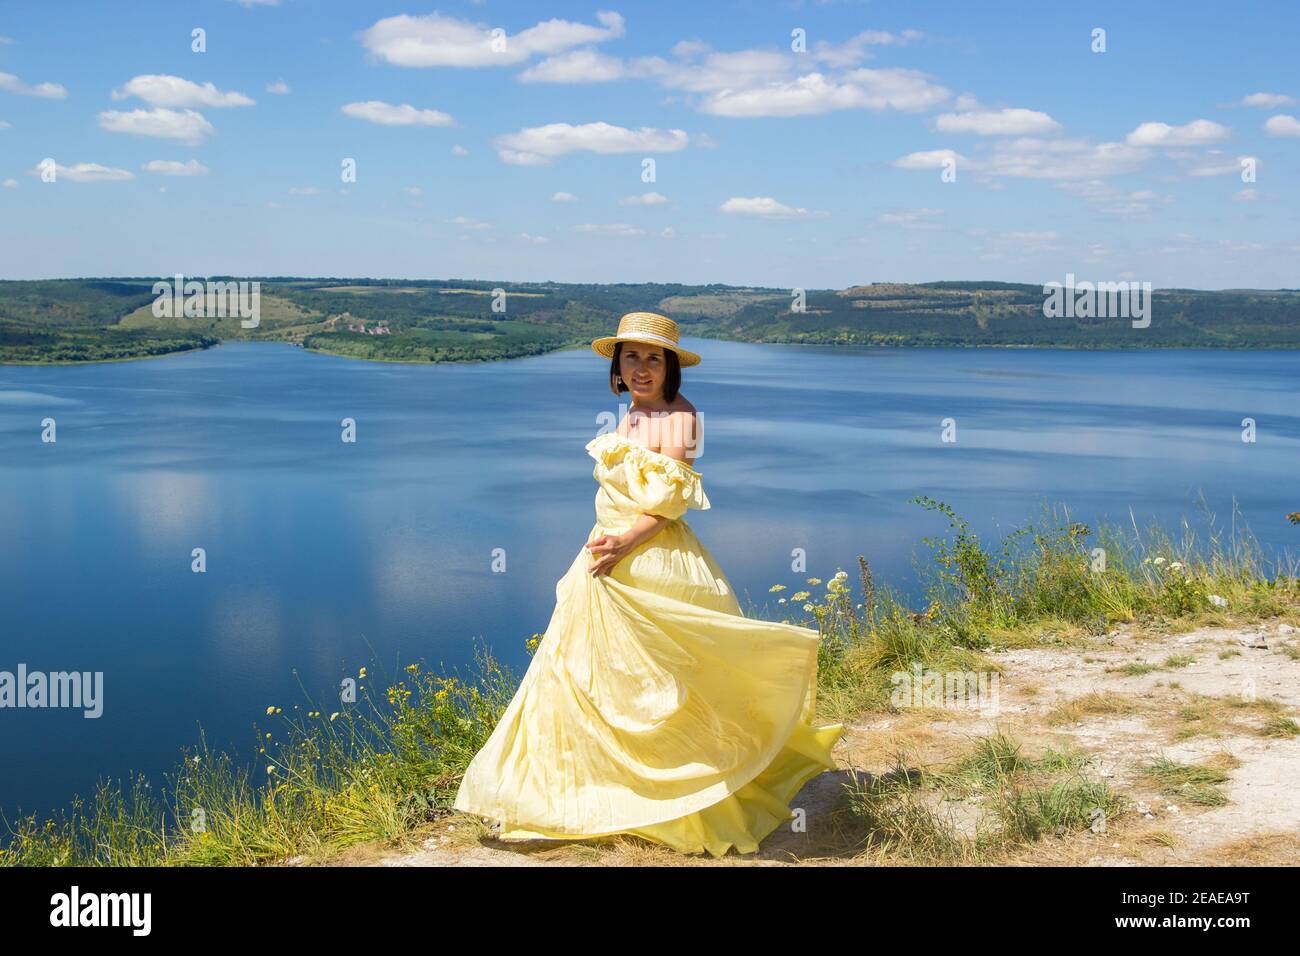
(0, 341, 1296, 817)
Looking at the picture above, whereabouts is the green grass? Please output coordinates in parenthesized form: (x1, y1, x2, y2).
(843, 732, 1126, 862)
(1113, 662, 1159, 676)
(1140, 756, 1232, 806)
(1258, 715, 1300, 739)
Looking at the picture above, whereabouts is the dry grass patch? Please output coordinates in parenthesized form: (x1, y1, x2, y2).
(1142, 690, 1291, 741)
(1044, 691, 1147, 727)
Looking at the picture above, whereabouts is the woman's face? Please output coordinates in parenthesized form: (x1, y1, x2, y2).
(618, 343, 667, 401)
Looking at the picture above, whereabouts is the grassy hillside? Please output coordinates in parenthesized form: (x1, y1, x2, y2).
(2, 277, 1299, 364)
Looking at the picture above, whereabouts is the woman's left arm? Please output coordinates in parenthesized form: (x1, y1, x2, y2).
(586, 513, 670, 577)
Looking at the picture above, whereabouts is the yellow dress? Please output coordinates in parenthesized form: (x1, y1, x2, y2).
(451, 430, 845, 858)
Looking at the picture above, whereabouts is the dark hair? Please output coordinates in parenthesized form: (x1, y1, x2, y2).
(608, 340, 681, 401)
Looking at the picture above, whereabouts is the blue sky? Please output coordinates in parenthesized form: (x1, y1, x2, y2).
(1, 0, 1298, 288)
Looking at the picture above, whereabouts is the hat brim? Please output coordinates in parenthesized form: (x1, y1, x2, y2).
(591, 333, 700, 367)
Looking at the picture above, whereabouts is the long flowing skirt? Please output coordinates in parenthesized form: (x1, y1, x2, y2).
(452, 518, 845, 858)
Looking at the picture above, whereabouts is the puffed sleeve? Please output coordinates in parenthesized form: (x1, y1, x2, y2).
(625, 453, 711, 520)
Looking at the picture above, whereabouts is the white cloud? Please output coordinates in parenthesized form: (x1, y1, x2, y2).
(511, 34, 943, 121)
(1125, 119, 1230, 147)
(517, 232, 549, 244)
(493, 121, 688, 165)
(980, 138, 1150, 180)
(892, 148, 965, 169)
(288, 186, 320, 195)
(0, 71, 67, 99)
(1057, 180, 1172, 218)
(719, 196, 818, 218)
(0, 121, 9, 129)
(519, 49, 626, 83)
(1176, 151, 1257, 176)
(1263, 114, 1300, 137)
(902, 139, 1154, 183)
(359, 10, 624, 68)
(1239, 92, 1295, 108)
(619, 191, 668, 205)
(449, 215, 491, 230)
(29, 161, 134, 183)
(266, 80, 291, 95)
(700, 67, 948, 117)
(404, 186, 423, 196)
(451, 144, 469, 156)
(935, 107, 1061, 136)
(2, 178, 17, 188)
(498, 149, 552, 167)
(811, 29, 923, 68)
(538, 35, 921, 89)
(634, 49, 795, 94)
(341, 100, 455, 126)
(142, 159, 209, 176)
(669, 40, 710, 59)
(113, 75, 254, 108)
(1234, 188, 1259, 202)
(97, 108, 215, 145)
(551, 191, 577, 201)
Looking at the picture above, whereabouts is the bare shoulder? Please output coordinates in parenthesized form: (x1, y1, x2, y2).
(660, 399, 702, 461)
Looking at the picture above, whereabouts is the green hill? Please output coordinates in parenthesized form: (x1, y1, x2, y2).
(2, 277, 1298, 364)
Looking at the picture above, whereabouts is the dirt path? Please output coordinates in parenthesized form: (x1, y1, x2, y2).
(350, 622, 1300, 867)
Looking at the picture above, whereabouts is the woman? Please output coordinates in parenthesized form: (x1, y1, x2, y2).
(451, 311, 845, 858)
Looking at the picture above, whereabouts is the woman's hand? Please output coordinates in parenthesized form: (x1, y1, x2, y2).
(586, 532, 632, 577)
(587, 513, 671, 577)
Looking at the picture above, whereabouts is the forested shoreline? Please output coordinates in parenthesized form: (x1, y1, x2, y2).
(2, 277, 1297, 365)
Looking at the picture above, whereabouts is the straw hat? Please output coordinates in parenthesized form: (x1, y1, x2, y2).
(591, 311, 701, 367)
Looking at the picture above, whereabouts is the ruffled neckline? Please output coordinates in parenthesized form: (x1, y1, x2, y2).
(585, 431, 703, 480)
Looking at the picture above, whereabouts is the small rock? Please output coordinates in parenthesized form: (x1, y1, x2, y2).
(1237, 633, 1268, 649)
(1278, 623, 1296, 635)
(1167, 805, 1181, 814)
(1209, 595, 1228, 608)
